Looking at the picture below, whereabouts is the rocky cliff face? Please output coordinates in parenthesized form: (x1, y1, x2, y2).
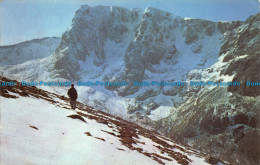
(157, 13, 260, 165)
(50, 6, 223, 86)
(221, 13, 260, 97)
(49, 5, 228, 113)
(52, 6, 141, 80)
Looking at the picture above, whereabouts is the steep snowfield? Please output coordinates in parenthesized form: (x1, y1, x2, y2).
(1, 97, 158, 165)
(0, 76, 212, 165)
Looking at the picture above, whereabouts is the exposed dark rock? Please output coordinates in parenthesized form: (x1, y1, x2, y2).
(233, 126, 245, 143)
(221, 116, 230, 128)
(237, 130, 260, 163)
(162, 86, 179, 96)
(94, 137, 105, 141)
(205, 155, 220, 165)
(205, 24, 215, 36)
(145, 101, 159, 110)
(212, 116, 223, 130)
(184, 26, 198, 44)
(127, 103, 143, 114)
(249, 116, 258, 128)
(217, 21, 241, 34)
(233, 126, 244, 135)
(234, 114, 249, 125)
(0, 88, 18, 98)
(67, 115, 86, 122)
(101, 130, 117, 137)
(227, 57, 260, 97)
(218, 14, 260, 97)
(117, 148, 125, 151)
(222, 52, 235, 62)
(136, 89, 160, 101)
(96, 119, 108, 125)
(29, 126, 38, 130)
(187, 72, 202, 80)
(84, 132, 92, 136)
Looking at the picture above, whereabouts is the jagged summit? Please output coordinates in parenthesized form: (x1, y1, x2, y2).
(47, 5, 225, 100)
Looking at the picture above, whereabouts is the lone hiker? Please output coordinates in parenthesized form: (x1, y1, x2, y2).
(67, 84, 78, 110)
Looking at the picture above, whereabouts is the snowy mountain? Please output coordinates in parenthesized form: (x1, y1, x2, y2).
(0, 37, 60, 66)
(0, 37, 61, 81)
(0, 5, 238, 115)
(0, 76, 222, 165)
(0, 5, 259, 165)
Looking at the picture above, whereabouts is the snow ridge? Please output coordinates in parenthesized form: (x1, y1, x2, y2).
(0, 37, 60, 66)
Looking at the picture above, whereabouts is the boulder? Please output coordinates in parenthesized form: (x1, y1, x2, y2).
(67, 115, 86, 122)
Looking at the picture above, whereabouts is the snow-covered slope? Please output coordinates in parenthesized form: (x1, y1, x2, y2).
(0, 37, 60, 66)
(0, 76, 219, 165)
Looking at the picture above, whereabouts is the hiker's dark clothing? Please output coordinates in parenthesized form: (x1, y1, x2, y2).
(68, 88, 78, 101)
(70, 100, 76, 110)
(67, 87, 78, 109)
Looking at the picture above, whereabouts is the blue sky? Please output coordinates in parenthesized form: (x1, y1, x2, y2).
(0, 0, 259, 45)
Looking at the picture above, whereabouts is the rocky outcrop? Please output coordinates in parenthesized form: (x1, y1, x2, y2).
(52, 6, 139, 80)
(158, 13, 260, 162)
(217, 21, 241, 34)
(157, 12, 260, 162)
(158, 86, 260, 164)
(220, 13, 260, 96)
